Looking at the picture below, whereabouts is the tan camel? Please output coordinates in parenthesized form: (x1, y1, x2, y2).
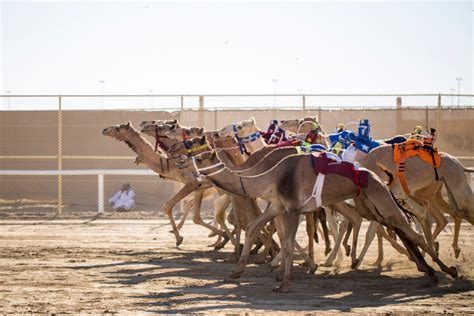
(168, 134, 281, 263)
(219, 118, 356, 267)
(176, 149, 457, 292)
(102, 122, 227, 246)
(358, 145, 474, 260)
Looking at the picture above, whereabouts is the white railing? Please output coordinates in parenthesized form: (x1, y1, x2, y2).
(0, 169, 157, 214)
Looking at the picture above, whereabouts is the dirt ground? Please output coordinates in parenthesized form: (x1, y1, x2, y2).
(0, 218, 473, 314)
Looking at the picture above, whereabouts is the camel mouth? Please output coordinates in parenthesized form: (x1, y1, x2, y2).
(102, 127, 114, 136)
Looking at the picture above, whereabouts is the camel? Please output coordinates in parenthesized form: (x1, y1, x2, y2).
(358, 144, 474, 259)
(218, 118, 355, 267)
(167, 134, 282, 263)
(102, 122, 227, 246)
(176, 148, 458, 292)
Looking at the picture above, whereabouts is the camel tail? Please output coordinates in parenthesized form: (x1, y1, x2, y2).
(389, 189, 416, 223)
(377, 161, 394, 186)
(463, 166, 474, 173)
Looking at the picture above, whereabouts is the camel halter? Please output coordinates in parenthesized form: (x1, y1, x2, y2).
(190, 156, 225, 178)
(232, 123, 261, 155)
(154, 126, 169, 152)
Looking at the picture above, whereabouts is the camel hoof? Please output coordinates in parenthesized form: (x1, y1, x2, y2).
(273, 280, 290, 293)
(254, 255, 268, 265)
(370, 260, 382, 267)
(447, 266, 458, 279)
(308, 264, 318, 274)
(454, 248, 461, 259)
(213, 241, 227, 251)
(344, 244, 351, 257)
(324, 248, 332, 256)
(176, 236, 184, 247)
(321, 261, 333, 267)
(351, 259, 359, 270)
(208, 231, 217, 238)
(229, 271, 242, 279)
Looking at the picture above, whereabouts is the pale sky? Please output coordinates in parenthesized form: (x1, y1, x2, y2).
(1, 1, 472, 101)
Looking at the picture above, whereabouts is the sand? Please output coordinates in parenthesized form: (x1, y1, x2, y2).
(0, 219, 473, 314)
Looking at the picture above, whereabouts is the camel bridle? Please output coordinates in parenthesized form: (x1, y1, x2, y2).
(154, 125, 170, 152)
(190, 156, 225, 178)
(232, 123, 261, 155)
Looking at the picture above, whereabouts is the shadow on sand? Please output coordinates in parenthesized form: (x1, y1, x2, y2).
(70, 248, 474, 313)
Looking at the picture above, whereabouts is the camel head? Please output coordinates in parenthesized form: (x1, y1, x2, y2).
(168, 135, 211, 159)
(138, 119, 179, 130)
(102, 122, 135, 141)
(167, 126, 205, 141)
(280, 116, 318, 133)
(175, 150, 219, 179)
(212, 132, 238, 149)
(218, 117, 258, 138)
(140, 122, 178, 138)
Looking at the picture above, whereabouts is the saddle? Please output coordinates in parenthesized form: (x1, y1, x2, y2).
(391, 139, 441, 195)
(311, 152, 369, 194)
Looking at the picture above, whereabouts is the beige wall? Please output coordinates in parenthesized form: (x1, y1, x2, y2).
(1, 108, 473, 213)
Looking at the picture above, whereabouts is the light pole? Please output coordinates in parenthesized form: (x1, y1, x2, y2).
(456, 77, 462, 107)
(272, 78, 279, 107)
(450, 88, 455, 107)
(149, 89, 154, 108)
(99, 80, 105, 109)
(5, 90, 11, 110)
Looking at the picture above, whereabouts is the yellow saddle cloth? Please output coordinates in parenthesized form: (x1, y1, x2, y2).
(392, 139, 441, 195)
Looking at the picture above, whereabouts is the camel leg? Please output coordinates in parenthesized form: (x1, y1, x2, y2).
(318, 208, 332, 256)
(392, 227, 438, 284)
(343, 222, 353, 257)
(372, 226, 384, 267)
(350, 215, 362, 269)
(452, 215, 462, 258)
(212, 194, 237, 247)
(365, 188, 457, 279)
(176, 199, 193, 230)
(323, 217, 348, 267)
(274, 210, 300, 293)
(230, 202, 284, 279)
(305, 212, 315, 263)
(431, 185, 463, 258)
(163, 182, 198, 246)
(354, 221, 378, 269)
(379, 226, 409, 257)
(324, 209, 343, 263)
(192, 190, 226, 238)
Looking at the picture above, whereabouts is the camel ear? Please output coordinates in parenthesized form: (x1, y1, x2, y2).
(250, 117, 256, 124)
(199, 127, 204, 134)
(199, 135, 206, 145)
(172, 119, 177, 124)
(126, 121, 131, 128)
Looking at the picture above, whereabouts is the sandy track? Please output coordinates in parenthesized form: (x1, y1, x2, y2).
(0, 219, 473, 314)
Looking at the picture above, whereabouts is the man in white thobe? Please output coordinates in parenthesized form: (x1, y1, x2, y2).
(109, 183, 135, 211)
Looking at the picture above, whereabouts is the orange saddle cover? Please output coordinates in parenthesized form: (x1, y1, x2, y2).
(392, 139, 441, 195)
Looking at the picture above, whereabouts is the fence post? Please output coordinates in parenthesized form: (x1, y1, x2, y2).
(199, 96, 204, 127)
(180, 95, 184, 124)
(98, 174, 104, 214)
(57, 95, 63, 215)
(396, 96, 402, 135)
(301, 95, 306, 117)
(318, 107, 322, 125)
(437, 94, 442, 150)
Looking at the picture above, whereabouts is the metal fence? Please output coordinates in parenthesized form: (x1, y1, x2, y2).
(0, 93, 473, 219)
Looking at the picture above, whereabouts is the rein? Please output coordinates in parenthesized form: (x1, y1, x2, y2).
(191, 156, 225, 178)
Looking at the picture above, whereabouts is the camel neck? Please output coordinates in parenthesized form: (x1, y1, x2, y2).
(124, 130, 174, 177)
(244, 138, 266, 154)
